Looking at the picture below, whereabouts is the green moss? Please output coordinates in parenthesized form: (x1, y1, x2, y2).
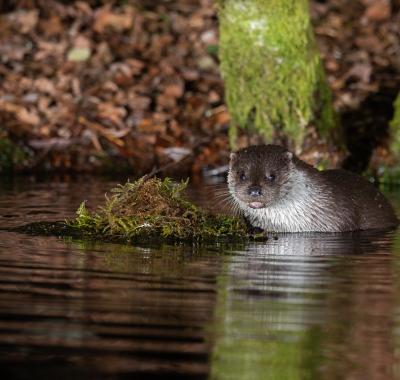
(0, 137, 26, 173)
(373, 93, 400, 183)
(207, 44, 219, 56)
(367, 166, 400, 185)
(65, 177, 249, 244)
(390, 93, 400, 156)
(217, 0, 337, 149)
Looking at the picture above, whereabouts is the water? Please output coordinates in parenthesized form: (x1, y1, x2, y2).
(0, 177, 399, 379)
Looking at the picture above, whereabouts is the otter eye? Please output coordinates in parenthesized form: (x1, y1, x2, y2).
(239, 172, 247, 181)
(265, 173, 276, 182)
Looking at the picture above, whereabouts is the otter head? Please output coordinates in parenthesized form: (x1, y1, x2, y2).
(228, 145, 294, 209)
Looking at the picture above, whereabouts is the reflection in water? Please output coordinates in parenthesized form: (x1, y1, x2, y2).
(0, 178, 400, 379)
(211, 232, 400, 380)
(0, 233, 223, 379)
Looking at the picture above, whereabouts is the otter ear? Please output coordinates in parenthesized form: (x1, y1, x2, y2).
(285, 151, 293, 162)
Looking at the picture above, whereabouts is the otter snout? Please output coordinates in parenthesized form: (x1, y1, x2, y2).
(248, 185, 262, 197)
(247, 185, 264, 209)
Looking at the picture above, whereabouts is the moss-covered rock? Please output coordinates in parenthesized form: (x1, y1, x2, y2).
(16, 177, 252, 244)
(217, 0, 339, 152)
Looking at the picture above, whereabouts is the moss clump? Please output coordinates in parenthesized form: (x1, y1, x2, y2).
(66, 177, 248, 243)
(217, 0, 338, 150)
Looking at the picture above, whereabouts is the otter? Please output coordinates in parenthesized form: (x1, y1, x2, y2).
(228, 145, 398, 233)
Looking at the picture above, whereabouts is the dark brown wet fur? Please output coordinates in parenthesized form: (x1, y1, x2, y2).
(318, 169, 398, 230)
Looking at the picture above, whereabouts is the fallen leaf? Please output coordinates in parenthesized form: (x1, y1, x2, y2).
(162, 147, 191, 162)
(39, 15, 63, 37)
(137, 119, 167, 134)
(94, 6, 134, 33)
(67, 47, 91, 62)
(9, 10, 38, 34)
(364, 0, 391, 21)
(164, 83, 184, 98)
(346, 62, 372, 83)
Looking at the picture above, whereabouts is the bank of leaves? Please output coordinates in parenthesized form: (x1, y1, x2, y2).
(68, 177, 247, 243)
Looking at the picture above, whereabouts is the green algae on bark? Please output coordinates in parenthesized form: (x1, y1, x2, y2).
(217, 0, 338, 151)
(374, 93, 400, 183)
(389, 93, 400, 159)
(65, 177, 249, 244)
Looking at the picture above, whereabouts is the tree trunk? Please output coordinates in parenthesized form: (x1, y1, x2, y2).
(217, 0, 343, 163)
(390, 93, 400, 154)
(380, 92, 400, 181)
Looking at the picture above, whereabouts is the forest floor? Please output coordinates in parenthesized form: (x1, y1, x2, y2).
(0, 0, 399, 175)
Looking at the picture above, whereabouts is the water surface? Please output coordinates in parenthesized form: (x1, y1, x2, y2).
(0, 177, 399, 379)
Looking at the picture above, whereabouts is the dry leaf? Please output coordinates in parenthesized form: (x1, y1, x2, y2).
(94, 6, 134, 33)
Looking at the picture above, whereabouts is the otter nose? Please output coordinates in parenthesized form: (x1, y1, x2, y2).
(248, 185, 262, 197)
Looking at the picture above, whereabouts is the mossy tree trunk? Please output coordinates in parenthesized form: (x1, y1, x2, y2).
(217, 0, 341, 158)
(380, 92, 400, 181)
(390, 93, 400, 156)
